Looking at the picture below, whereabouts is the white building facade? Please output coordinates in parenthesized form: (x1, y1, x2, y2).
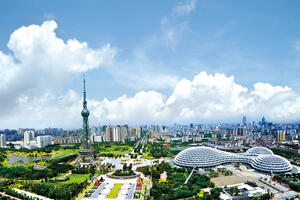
(24, 130, 35, 147)
(0, 134, 6, 147)
(37, 135, 52, 148)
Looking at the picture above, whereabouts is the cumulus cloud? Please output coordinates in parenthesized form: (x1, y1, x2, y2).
(1, 20, 300, 128)
(8, 21, 116, 74)
(3, 69, 300, 128)
(251, 82, 291, 100)
(90, 72, 300, 125)
(0, 20, 116, 127)
(173, 0, 196, 16)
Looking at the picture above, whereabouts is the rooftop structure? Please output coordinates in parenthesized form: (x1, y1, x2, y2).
(174, 146, 292, 173)
(219, 183, 267, 200)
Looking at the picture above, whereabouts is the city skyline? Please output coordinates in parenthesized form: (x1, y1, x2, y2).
(1, 0, 300, 128)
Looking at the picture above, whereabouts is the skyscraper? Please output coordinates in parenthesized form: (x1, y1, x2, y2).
(76, 77, 95, 164)
(262, 116, 266, 126)
(242, 116, 247, 126)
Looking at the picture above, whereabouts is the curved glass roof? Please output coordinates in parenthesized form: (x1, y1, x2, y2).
(173, 146, 292, 173)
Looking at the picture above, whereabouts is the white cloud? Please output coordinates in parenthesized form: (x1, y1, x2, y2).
(0, 20, 117, 127)
(8, 21, 116, 74)
(2, 68, 300, 128)
(1, 20, 300, 128)
(87, 72, 300, 125)
(173, 0, 196, 16)
(251, 82, 291, 100)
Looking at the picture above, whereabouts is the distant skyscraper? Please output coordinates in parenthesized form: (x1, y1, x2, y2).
(242, 116, 247, 126)
(262, 116, 266, 126)
(0, 134, 6, 147)
(190, 123, 194, 129)
(77, 77, 95, 164)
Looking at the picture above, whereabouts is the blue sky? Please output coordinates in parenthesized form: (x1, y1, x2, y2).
(1, 0, 300, 128)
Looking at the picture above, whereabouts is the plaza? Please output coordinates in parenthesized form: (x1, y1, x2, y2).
(82, 174, 149, 200)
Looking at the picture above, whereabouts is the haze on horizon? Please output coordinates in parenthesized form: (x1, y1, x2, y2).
(1, 0, 300, 129)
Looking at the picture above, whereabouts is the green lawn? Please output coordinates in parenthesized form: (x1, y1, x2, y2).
(141, 155, 154, 159)
(60, 174, 90, 184)
(107, 183, 123, 199)
(2, 148, 78, 167)
(95, 145, 132, 155)
(50, 149, 79, 156)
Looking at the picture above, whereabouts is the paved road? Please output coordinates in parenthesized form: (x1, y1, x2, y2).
(0, 192, 22, 200)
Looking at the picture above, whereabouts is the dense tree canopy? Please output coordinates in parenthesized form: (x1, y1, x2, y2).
(137, 162, 219, 200)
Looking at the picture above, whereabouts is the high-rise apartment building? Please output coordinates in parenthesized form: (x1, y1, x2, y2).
(0, 134, 6, 147)
(120, 126, 127, 142)
(37, 135, 52, 148)
(105, 125, 129, 142)
(105, 127, 112, 142)
(24, 130, 35, 147)
(112, 126, 121, 142)
(230, 127, 247, 137)
(277, 131, 286, 141)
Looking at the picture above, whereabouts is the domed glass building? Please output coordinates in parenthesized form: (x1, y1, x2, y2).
(245, 147, 273, 155)
(173, 146, 292, 173)
(174, 147, 232, 168)
(250, 155, 292, 173)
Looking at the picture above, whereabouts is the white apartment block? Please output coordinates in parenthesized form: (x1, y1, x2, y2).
(37, 135, 52, 148)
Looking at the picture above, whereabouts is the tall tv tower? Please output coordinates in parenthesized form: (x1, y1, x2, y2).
(76, 77, 95, 164)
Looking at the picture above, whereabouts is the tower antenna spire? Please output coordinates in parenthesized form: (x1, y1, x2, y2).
(83, 75, 87, 109)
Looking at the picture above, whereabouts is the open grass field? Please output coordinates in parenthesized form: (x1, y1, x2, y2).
(60, 174, 90, 184)
(95, 145, 132, 155)
(5, 148, 78, 157)
(50, 149, 79, 156)
(107, 183, 123, 199)
(2, 148, 78, 167)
